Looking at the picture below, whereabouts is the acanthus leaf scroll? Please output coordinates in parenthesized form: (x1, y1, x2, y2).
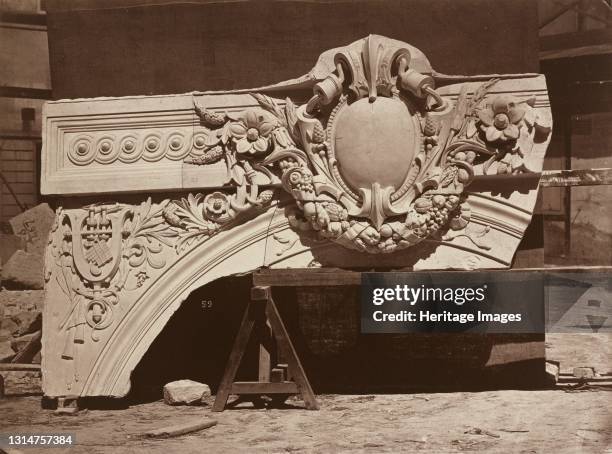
(45, 188, 273, 376)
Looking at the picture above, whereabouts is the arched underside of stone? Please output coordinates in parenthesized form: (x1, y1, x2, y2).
(43, 190, 535, 398)
(41, 35, 551, 397)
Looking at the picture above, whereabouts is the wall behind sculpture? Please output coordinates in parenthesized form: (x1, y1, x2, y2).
(45, 0, 538, 99)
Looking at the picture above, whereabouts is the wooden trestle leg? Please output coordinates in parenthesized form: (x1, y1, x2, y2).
(212, 286, 318, 411)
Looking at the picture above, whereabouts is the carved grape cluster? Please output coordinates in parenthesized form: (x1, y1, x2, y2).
(409, 194, 461, 238)
(285, 167, 315, 194)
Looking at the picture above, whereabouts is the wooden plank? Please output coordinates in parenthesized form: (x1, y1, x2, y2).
(254, 269, 362, 287)
(258, 337, 271, 382)
(142, 419, 217, 438)
(0, 363, 41, 371)
(539, 26, 612, 53)
(270, 368, 284, 383)
(254, 267, 612, 288)
(540, 168, 612, 187)
(0, 86, 52, 100)
(230, 381, 298, 394)
(468, 168, 612, 193)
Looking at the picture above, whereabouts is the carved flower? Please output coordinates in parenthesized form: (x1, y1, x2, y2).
(229, 110, 276, 155)
(204, 192, 229, 218)
(477, 96, 526, 143)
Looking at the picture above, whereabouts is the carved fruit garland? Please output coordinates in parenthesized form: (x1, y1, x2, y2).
(186, 38, 550, 254)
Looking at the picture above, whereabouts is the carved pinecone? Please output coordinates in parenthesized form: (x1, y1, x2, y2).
(324, 203, 347, 222)
(423, 116, 439, 136)
(312, 120, 326, 143)
(203, 110, 226, 126)
(184, 146, 224, 165)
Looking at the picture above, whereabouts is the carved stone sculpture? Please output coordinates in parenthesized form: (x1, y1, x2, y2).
(41, 35, 551, 398)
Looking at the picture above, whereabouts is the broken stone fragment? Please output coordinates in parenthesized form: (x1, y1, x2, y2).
(0, 290, 45, 316)
(0, 340, 15, 362)
(9, 203, 55, 256)
(1, 250, 44, 289)
(0, 233, 23, 266)
(545, 361, 559, 386)
(573, 367, 597, 379)
(0, 320, 19, 340)
(11, 311, 42, 337)
(0, 327, 15, 342)
(163, 379, 211, 406)
(2, 370, 42, 395)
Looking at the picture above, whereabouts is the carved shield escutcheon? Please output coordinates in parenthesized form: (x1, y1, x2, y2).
(332, 97, 420, 193)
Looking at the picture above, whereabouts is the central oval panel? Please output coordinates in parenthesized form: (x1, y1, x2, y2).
(333, 97, 419, 191)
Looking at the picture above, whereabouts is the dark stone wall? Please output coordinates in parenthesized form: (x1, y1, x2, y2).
(46, 0, 538, 99)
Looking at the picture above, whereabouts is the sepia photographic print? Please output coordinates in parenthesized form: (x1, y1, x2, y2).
(0, 0, 611, 452)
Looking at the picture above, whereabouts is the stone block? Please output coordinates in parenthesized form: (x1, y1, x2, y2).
(0, 290, 45, 315)
(1, 250, 44, 289)
(545, 361, 559, 386)
(573, 367, 596, 379)
(11, 311, 41, 336)
(0, 233, 23, 266)
(163, 379, 210, 405)
(9, 203, 55, 256)
(0, 340, 15, 362)
(2, 370, 42, 395)
(0, 327, 15, 341)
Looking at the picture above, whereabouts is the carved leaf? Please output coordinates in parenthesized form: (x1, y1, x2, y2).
(469, 78, 499, 113)
(284, 97, 302, 145)
(251, 93, 287, 126)
(439, 166, 458, 187)
(465, 119, 477, 139)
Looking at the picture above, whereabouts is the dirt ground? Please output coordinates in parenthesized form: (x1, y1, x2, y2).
(1, 333, 611, 454)
(0, 390, 610, 454)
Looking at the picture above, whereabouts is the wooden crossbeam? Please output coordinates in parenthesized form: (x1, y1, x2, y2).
(468, 168, 612, 192)
(253, 266, 612, 287)
(0, 363, 41, 372)
(539, 168, 612, 187)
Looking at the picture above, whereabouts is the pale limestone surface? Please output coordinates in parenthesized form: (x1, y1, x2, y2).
(41, 35, 552, 398)
(163, 379, 211, 406)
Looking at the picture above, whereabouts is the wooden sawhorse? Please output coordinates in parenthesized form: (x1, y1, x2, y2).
(212, 285, 319, 411)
